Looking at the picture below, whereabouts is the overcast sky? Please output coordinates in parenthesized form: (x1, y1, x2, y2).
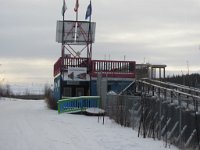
(1, 0, 200, 85)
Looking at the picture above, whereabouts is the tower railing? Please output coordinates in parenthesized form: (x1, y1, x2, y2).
(91, 60, 136, 78)
(54, 57, 89, 77)
(54, 58, 136, 79)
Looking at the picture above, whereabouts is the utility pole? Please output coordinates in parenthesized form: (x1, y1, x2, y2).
(181, 70, 185, 85)
(186, 61, 190, 87)
(186, 61, 190, 75)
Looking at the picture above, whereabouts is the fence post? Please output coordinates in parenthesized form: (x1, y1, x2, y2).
(158, 88, 162, 140)
(178, 93, 182, 147)
(194, 102, 200, 150)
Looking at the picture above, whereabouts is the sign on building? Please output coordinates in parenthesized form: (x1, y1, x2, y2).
(63, 67, 90, 81)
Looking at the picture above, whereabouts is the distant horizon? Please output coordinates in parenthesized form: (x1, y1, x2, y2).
(1, 67, 200, 86)
(1, 67, 200, 95)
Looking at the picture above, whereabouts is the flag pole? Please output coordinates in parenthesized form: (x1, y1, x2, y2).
(60, 0, 66, 99)
(61, 0, 65, 58)
(88, 0, 92, 97)
(75, 0, 79, 21)
(62, 13, 65, 58)
(76, 8, 78, 21)
(88, 0, 92, 59)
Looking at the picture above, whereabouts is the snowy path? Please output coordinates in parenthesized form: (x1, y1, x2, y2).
(0, 98, 178, 150)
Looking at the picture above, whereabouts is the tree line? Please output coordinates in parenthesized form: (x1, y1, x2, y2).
(164, 73, 200, 88)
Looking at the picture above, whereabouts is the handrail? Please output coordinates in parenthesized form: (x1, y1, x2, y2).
(143, 78, 200, 95)
(58, 96, 100, 114)
(119, 80, 135, 95)
(137, 80, 200, 101)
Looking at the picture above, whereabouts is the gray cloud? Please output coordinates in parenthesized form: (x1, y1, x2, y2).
(1, 0, 200, 84)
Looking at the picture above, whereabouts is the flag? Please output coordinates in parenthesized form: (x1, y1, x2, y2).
(74, 0, 79, 12)
(85, 1, 92, 20)
(62, 0, 67, 16)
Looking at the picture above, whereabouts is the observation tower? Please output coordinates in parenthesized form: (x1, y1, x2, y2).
(53, 0, 136, 103)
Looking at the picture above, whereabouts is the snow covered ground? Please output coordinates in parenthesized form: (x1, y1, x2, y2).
(0, 98, 178, 150)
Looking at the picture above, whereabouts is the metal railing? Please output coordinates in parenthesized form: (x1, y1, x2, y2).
(53, 57, 136, 78)
(58, 96, 100, 114)
(91, 60, 136, 78)
(54, 57, 89, 77)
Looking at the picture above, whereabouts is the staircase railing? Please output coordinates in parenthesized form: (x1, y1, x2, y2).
(58, 96, 100, 114)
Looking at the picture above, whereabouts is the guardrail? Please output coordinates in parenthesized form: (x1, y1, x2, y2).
(58, 96, 100, 114)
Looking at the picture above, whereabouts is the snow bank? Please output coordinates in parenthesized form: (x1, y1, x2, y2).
(0, 98, 178, 150)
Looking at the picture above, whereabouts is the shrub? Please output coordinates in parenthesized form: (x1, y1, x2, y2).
(0, 84, 12, 97)
(44, 84, 57, 110)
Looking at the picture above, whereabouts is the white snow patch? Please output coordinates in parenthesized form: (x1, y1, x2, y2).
(86, 107, 105, 114)
(0, 98, 178, 150)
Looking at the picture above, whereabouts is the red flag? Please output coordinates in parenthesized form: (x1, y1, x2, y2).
(74, 0, 79, 12)
(62, 0, 67, 16)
